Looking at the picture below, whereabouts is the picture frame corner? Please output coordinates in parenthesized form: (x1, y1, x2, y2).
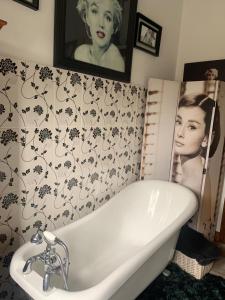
(13, 0, 39, 11)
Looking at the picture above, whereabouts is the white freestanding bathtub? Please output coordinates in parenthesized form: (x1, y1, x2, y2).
(10, 180, 197, 300)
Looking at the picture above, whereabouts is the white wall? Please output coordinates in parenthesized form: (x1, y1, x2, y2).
(0, 0, 54, 66)
(132, 0, 183, 86)
(176, 0, 225, 80)
(0, 0, 183, 87)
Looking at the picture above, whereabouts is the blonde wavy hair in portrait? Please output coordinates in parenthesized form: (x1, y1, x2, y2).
(76, 0, 123, 35)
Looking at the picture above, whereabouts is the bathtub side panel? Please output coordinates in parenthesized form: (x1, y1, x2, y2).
(110, 232, 179, 300)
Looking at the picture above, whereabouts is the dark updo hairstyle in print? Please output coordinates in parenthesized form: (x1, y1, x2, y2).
(178, 93, 220, 157)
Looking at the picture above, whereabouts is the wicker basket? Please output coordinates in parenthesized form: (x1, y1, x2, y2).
(173, 250, 213, 279)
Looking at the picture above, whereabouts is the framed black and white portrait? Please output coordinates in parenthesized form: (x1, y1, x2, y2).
(183, 59, 225, 82)
(134, 12, 162, 56)
(54, 0, 138, 82)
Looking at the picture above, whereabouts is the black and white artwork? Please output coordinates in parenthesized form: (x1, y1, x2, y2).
(54, 0, 138, 82)
(170, 91, 219, 198)
(140, 24, 156, 48)
(170, 81, 221, 235)
(134, 12, 162, 56)
(183, 59, 225, 82)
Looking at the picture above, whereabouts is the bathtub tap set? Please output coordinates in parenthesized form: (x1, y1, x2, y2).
(23, 230, 70, 292)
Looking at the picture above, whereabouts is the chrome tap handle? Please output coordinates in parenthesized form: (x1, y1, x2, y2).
(31, 229, 43, 245)
(43, 231, 57, 246)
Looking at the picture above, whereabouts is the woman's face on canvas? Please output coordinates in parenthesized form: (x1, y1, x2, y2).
(174, 106, 208, 156)
(206, 70, 216, 80)
(86, 0, 115, 49)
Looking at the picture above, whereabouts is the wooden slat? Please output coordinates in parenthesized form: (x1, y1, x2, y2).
(217, 198, 225, 243)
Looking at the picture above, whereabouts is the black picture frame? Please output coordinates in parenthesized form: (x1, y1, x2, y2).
(134, 12, 162, 57)
(13, 0, 39, 10)
(54, 0, 138, 83)
(183, 59, 225, 81)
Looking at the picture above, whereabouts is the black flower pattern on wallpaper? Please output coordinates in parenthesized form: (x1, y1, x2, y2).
(33, 220, 43, 229)
(2, 252, 14, 268)
(127, 112, 131, 118)
(0, 234, 7, 243)
(0, 104, 5, 114)
(109, 168, 116, 178)
(90, 109, 96, 117)
(34, 105, 44, 116)
(1, 129, 18, 145)
(67, 178, 78, 190)
(112, 127, 119, 137)
(108, 154, 113, 160)
(131, 86, 137, 95)
(92, 127, 101, 138)
(65, 107, 73, 116)
(38, 184, 51, 199)
(63, 210, 70, 217)
(0, 171, 6, 182)
(39, 128, 52, 143)
(88, 156, 94, 164)
(39, 66, 53, 81)
(70, 72, 81, 86)
(33, 165, 43, 174)
(64, 160, 72, 169)
(90, 172, 99, 184)
(114, 82, 122, 93)
(110, 110, 116, 118)
(125, 165, 132, 174)
(0, 55, 146, 299)
(0, 58, 17, 76)
(95, 78, 104, 90)
(69, 128, 80, 140)
(2, 193, 18, 209)
(128, 126, 134, 135)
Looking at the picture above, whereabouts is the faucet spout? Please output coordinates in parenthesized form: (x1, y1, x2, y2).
(43, 271, 51, 292)
(23, 258, 33, 274)
(23, 254, 40, 274)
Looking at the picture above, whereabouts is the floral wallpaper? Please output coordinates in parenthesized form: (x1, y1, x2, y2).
(0, 56, 146, 299)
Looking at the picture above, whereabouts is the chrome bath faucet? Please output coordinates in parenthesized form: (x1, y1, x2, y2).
(23, 230, 70, 292)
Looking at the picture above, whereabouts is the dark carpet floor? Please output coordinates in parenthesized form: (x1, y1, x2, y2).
(136, 263, 225, 300)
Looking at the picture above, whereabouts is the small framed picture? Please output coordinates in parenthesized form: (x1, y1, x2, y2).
(54, 0, 138, 82)
(134, 12, 162, 56)
(13, 0, 39, 10)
